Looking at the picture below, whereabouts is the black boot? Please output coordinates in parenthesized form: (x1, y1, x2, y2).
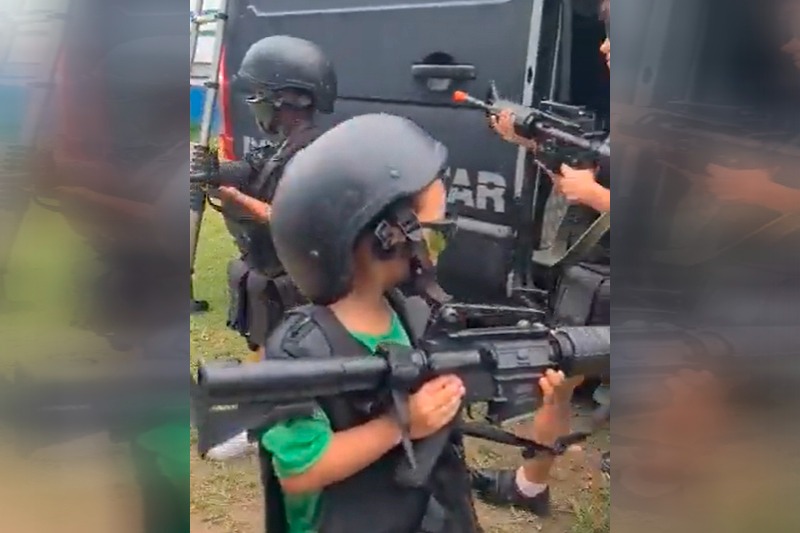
(470, 468, 551, 516)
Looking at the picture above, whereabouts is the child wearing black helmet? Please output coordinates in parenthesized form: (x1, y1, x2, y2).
(260, 113, 581, 533)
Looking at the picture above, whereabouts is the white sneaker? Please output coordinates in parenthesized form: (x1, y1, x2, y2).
(593, 383, 610, 407)
(206, 431, 256, 461)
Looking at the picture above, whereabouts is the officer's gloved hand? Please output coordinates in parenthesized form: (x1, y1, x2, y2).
(190, 144, 219, 184)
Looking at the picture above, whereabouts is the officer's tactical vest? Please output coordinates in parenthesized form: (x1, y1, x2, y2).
(224, 125, 321, 277)
(549, 137, 610, 326)
(261, 291, 482, 533)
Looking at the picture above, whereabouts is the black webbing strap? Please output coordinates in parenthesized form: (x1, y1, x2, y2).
(459, 420, 590, 459)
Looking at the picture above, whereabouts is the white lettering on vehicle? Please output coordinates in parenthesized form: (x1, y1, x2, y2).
(238, 142, 510, 215)
(243, 136, 270, 153)
(446, 168, 508, 213)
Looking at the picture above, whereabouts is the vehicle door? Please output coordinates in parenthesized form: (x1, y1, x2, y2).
(223, 0, 562, 302)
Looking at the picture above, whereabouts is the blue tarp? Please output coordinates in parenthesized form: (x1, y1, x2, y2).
(191, 7, 221, 131)
(190, 85, 220, 131)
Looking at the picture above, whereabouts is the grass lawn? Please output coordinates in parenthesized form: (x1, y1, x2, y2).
(190, 207, 242, 368)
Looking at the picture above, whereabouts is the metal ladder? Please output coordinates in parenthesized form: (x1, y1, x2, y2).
(0, 1, 69, 308)
(189, 0, 230, 314)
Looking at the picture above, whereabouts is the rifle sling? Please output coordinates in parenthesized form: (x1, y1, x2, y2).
(532, 212, 611, 268)
(459, 420, 588, 458)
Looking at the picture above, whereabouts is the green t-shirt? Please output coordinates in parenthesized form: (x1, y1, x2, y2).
(260, 310, 412, 533)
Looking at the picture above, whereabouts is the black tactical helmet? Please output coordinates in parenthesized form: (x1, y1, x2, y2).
(235, 35, 337, 114)
(271, 114, 449, 305)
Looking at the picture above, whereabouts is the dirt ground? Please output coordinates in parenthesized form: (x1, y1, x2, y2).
(189, 412, 610, 533)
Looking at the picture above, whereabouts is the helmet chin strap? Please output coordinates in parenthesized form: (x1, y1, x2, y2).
(401, 243, 453, 309)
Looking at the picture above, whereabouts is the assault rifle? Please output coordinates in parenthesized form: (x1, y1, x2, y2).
(452, 82, 610, 173)
(190, 143, 277, 314)
(452, 83, 611, 269)
(193, 316, 610, 488)
(189, 142, 277, 313)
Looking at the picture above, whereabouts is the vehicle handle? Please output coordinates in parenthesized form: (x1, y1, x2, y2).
(411, 63, 476, 81)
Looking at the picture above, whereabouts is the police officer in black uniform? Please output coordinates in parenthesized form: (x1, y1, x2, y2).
(192, 35, 336, 361)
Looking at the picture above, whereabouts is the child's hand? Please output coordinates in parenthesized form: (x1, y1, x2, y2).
(539, 369, 584, 407)
(529, 370, 583, 446)
(407, 375, 465, 440)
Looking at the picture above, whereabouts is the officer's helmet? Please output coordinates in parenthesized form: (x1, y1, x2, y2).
(234, 35, 337, 131)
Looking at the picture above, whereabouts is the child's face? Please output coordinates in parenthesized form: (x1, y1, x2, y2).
(355, 178, 449, 291)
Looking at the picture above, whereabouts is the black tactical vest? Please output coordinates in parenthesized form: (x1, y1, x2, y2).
(224, 124, 321, 276)
(260, 291, 482, 533)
